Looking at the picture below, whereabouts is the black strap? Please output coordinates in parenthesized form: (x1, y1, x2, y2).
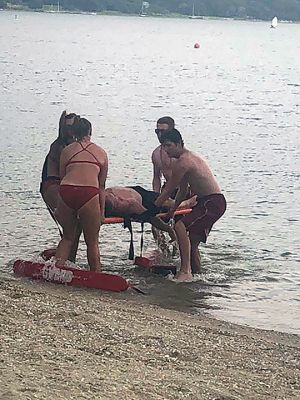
(123, 219, 146, 261)
(123, 218, 134, 260)
(46, 204, 63, 238)
(140, 222, 144, 257)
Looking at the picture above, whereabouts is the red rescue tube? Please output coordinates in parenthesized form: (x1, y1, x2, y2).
(13, 259, 129, 292)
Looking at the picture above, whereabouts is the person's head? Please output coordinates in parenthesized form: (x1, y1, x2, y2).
(155, 116, 175, 144)
(72, 117, 92, 141)
(58, 111, 80, 145)
(160, 128, 184, 158)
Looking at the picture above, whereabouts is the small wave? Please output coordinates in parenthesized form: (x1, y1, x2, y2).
(257, 276, 279, 283)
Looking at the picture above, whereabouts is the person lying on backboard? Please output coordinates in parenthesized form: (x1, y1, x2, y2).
(104, 186, 196, 243)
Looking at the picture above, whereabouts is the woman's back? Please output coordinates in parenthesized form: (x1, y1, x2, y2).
(60, 140, 107, 188)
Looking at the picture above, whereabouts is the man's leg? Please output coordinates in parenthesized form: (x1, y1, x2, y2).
(174, 220, 193, 282)
(190, 234, 202, 274)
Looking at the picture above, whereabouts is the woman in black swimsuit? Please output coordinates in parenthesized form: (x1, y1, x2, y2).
(40, 111, 78, 211)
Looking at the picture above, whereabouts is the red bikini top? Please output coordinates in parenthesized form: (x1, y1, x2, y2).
(66, 142, 101, 168)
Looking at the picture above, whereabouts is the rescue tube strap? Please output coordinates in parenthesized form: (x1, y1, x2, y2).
(123, 218, 134, 260)
(140, 222, 145, 257)
(123, 219, 145, 261)
(46, 204, 63, 238)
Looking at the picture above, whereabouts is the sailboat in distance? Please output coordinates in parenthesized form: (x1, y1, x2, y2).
(188, 2, 203, 19)
(139, 1, 149, 17)
(271, 16, 278, 28)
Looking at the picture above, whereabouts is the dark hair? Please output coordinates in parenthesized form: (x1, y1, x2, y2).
(73, 118, 92, 141)
(157, 116, 175, 130)
(161, 128, 184, 147)
(58, 111, 80, 141)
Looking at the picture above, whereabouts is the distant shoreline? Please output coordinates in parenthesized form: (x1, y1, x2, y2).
(2, 7, 300, 23)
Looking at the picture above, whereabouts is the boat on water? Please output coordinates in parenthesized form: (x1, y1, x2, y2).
(188, 2, 203, 19)
(271, 16, 278, 28)
(139, 1, 149, 17)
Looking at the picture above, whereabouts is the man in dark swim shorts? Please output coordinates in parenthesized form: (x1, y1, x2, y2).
(155, 129, 226, 282)
(180, 193, 226, 244)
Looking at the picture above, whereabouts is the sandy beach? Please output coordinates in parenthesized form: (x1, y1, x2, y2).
(0, 276, 299, 400)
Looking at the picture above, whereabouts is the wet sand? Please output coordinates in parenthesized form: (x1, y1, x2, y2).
(0, 277, 299, 400)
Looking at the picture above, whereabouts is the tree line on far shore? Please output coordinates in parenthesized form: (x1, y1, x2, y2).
(2, 0, 300, 21)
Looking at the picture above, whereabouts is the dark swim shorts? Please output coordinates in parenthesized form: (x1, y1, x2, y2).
(128, 186, 164, 222)
(180, 193, 226, 243)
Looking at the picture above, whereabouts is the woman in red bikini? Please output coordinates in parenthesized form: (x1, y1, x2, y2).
(55, 117, 108, 272)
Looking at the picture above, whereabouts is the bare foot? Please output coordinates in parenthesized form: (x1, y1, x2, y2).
(54, 257, 65, 268)
(173, 272, 193, 282)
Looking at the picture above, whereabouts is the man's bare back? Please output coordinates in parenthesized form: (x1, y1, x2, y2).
(105, 187, 146, 215)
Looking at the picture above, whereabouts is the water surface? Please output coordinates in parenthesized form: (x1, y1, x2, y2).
(0, 11, 299, 334)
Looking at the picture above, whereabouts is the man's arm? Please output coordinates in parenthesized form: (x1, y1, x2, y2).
(155, 160, 188, 207)
(150, 216, 176, 242)
(173, 181, 189, 210)
(98, 155, 108, 222)
(152, 152, 162, 192)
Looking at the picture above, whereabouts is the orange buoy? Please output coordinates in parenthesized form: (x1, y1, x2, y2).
(194, 42, 200, 48)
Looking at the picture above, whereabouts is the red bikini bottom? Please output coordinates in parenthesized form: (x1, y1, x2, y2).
(59, 185, 100, 211)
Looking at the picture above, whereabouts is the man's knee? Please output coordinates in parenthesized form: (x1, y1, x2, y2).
(189, 233, 202, 247)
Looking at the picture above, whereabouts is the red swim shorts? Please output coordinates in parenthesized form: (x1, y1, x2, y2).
(180, 193, 226, 243)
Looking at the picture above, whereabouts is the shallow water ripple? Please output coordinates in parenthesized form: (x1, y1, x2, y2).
(0, 12, 299, 334)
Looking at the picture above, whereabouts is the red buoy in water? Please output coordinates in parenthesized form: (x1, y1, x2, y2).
(194, 42, 200, 48)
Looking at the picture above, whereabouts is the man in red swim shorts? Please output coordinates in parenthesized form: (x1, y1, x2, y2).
(155, 129, 226, 282)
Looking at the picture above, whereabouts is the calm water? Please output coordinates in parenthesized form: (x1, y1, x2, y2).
(0, 11, 299, 334)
